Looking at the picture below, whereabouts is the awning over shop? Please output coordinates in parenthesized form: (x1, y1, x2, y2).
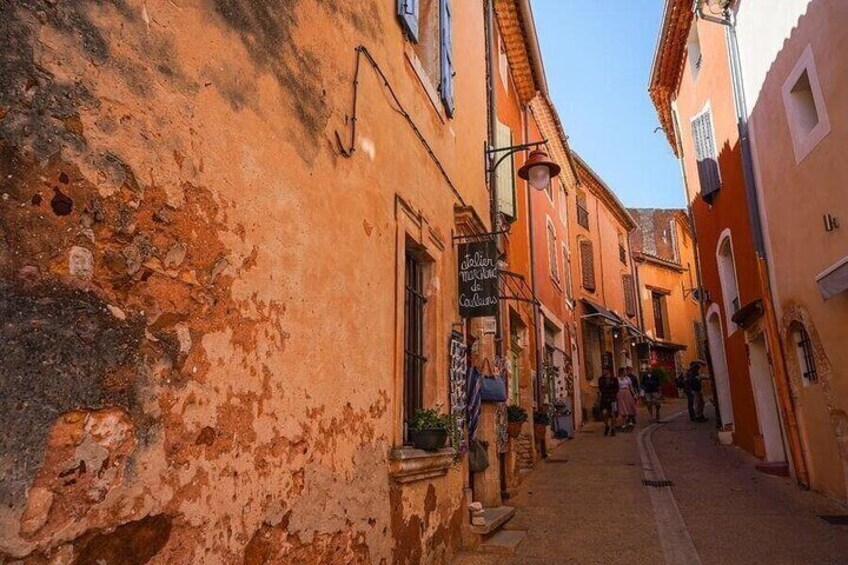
(580, 298, 622, 326)
(643, 337, 688, 351)
(580, 299, 645, 338)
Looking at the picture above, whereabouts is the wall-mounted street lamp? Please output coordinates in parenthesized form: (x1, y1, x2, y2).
(518, 149, 561, 191)
(486, 140, 560, 190)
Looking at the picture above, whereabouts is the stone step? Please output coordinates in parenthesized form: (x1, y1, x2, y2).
(755, 461, 790, 477)
(479, 529, 527, 554)
(470, 506, 515, 535)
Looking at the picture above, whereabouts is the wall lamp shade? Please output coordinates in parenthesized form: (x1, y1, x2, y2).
(518, 149, 561, 191)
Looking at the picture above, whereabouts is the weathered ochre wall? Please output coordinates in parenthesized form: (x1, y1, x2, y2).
(744, 0, 848, 499)
(0, 1, 489, 562)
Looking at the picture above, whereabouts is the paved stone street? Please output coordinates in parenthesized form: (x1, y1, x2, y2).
(455, 400, 848, 564)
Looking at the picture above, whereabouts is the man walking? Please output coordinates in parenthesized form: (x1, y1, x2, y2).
(598, 368, 619, 436)
(686, 361, 707, 422)
(640, 366, 662, 422)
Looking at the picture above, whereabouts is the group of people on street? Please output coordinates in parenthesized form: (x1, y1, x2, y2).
(596, 360, 707, 436)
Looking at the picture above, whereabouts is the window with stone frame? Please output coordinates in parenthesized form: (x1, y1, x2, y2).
(398, 0, 455, 116)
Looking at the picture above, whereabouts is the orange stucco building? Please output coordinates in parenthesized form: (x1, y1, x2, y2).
(630, 209, 705, 392)
(734, 0, 848, 501)
(565, 154, 639, 422)
(0, 1, 506, 561)
(650, 0, 798, 472)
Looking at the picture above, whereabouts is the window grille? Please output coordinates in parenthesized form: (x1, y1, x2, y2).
(795, 326, 818, 383)
(404, 252, 427, 438)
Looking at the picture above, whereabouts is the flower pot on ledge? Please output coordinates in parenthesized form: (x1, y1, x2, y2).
(534, 423, 547, 439)
(507, 421, 523, 439)
(408, 428, 448, 451)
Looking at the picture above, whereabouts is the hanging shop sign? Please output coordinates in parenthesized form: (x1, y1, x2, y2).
(458, 241, 499, 318)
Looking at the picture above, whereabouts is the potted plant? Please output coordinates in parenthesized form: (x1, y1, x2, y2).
(506, 405, 528, 438)
(408, 408, 450, 451)
(533, 410, 551, 439)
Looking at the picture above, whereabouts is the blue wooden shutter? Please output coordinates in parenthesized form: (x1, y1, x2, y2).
(440, 0, 455, 116)
(398, 0, 419, 43)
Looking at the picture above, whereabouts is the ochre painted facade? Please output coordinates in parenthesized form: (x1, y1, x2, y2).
(0, 1, 493, 561)
(740, 0, 848, 500)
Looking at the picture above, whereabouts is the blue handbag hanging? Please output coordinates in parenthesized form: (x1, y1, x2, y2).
(478, 358, 507, 403)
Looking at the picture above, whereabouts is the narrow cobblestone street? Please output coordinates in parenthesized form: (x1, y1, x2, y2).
(455, 400, 848, 564)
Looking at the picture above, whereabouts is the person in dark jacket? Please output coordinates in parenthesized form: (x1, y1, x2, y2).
(686, 361, 707, 422)
(641, 367, 662, 421)
(597, 369, 620, 437)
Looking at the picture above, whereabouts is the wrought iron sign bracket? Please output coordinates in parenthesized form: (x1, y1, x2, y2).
(485, 139, 549, 173)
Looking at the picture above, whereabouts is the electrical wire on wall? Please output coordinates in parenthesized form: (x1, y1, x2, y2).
(334, 45, 467, 208)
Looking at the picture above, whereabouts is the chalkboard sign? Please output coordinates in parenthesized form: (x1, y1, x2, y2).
(458, 241, 499, 318)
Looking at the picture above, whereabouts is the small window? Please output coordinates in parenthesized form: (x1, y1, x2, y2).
(401, 0, 454, 117)
(404, 251, 428, 440)
(793, 325, 818, 385)
(687, 23, 702, 81)
(782, 45, 830, 163)
(576, 190, 589, 229)
(558, 181, 568, 224)
(623, 275, 636, 317)
(618, 233, 627, 265)
(580, 240, 595, 292)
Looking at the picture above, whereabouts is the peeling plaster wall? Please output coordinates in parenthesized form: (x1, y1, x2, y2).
(0, 1, 488, 562)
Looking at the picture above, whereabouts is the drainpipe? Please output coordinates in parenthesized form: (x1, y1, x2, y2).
(696, 2, 808, 486)
(484, 0, 504, 362)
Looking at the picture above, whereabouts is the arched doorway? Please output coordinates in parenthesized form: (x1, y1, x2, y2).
(706, 305, 734, 430)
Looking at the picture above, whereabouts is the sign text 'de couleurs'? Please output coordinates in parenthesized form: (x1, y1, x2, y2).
(458, 241, 498, 318)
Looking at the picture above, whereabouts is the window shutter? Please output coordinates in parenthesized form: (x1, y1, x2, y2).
(623, 274, 635, 317)
(440, 0, 455, 116)
(580, 241, 595, 291)
(547, 224, 558, 280)
(397, 0, 419, 43)
(496, 120, 516, 219)
(692, 111, 721, 202)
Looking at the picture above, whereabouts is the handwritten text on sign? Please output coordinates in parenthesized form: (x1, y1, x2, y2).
(458, 241, 499, 318)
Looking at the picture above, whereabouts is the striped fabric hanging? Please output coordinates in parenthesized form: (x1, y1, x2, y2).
(466, 367, 482, 441)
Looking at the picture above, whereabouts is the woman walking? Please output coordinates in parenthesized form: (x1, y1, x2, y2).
(616, 368, 638, 431)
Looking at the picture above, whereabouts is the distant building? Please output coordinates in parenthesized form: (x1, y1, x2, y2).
(629, 208, 704, 395)
(566, 154, 639, 422)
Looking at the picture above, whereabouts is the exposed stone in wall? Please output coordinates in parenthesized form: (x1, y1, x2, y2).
(0, 1, 402, 562)
(515, 433, 534, 470)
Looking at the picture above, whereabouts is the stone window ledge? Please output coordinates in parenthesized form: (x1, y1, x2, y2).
(389, 447, 456, 484)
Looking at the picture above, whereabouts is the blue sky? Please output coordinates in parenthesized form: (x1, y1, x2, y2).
(533, 1, 685, 209)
